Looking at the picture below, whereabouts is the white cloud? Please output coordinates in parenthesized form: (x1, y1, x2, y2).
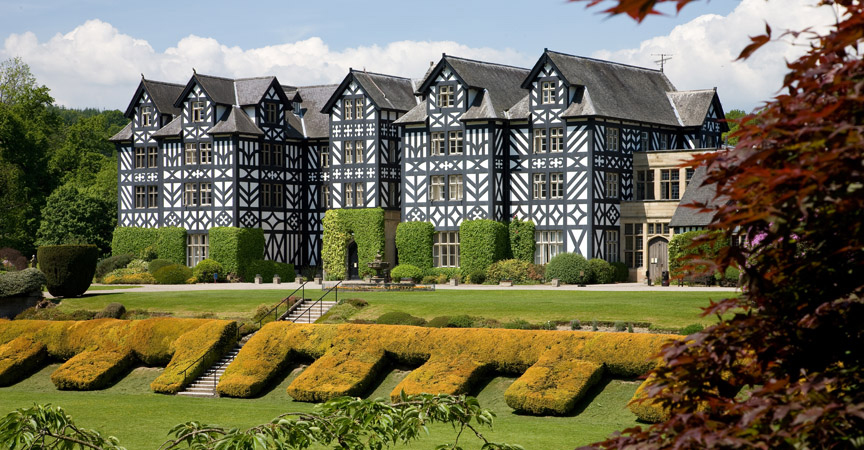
(0, 19, 531, 109)
(592, 0, 838, 112)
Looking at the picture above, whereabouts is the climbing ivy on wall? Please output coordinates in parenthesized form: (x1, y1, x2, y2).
(459, 219, 509, 275)
(508, 218, 535, 263)
(322, 208, 385, 280)
(395, 221, 435, 270)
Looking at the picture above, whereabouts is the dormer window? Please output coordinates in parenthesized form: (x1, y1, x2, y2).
(265, 103, 278, 123)
(192, 101, 205, 122)
(355, 98, 364, 119)
(541, 81, 556, 104)
(438, 85, 454, 108)
(344, 99, 354, 120)
(141, 106, 153, 126)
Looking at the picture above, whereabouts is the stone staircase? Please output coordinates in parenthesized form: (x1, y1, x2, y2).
(176, 297, 337, 398)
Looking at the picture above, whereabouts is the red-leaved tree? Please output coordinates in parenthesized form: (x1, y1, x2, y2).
(573, 1, 864, 448)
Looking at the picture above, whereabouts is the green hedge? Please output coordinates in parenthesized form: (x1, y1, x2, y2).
(395, 221, 434, 269)
(509, 218, 535, 263)
(668, 230, 727, 281)
(486, 259, 544, 283)
(587, 258, 616, 284)
(242, 260, 295, 283)
(459, 219, 508, 275)
(390, 264, 424, 282)
(322, 209, 385, 280)
(37, 244, 99, 298)
(156, 227, 187, 265)
(111, 227, 158, 259)
(0, 268, 46, 298)
(95, 254, 134, 282)
(209, 227, 265, 280)
(193, 259, 225, 283)
(611, 262, 629, 282)
(152, 264, 192, 284)
(545, 252, 590, 285)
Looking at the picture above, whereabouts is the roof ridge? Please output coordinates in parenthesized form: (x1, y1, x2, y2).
(234, 76, 276, 81)
(546, 49, 662, 74)
(194, 73, 237, 82)
(298, 83, 340, 89)
(143, 79, 185, 88)
(444, 54, 530, 72)
(352, 69, 414, 81)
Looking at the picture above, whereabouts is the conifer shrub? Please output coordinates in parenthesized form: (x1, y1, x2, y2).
(152, 264, 193, 285)
(51, 349, 135, 390)
(505, 350, 604, 415)
(150, 320, 238, 394)
(389, 264, 423, 282)
(37, 244, 99, 298)
(94, 254, 134, 282)
(544, 252, 590, 285)
(0, 268, 46, 297)
(466, 270, 486, 284)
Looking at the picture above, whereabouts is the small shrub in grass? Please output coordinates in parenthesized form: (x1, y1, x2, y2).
(147, 259, 174, 274)
(544, 252, 590, 285)
(503, 319, 532, 330)
(447, 315, 474, 328)
(152, 264, 193, 285)
(466, 269, 486, 284)
(95, 303, 126, 319)
(420, 275, 438, 284)
(375, 311, 426, 326)
(94, 254, 134, 281)
(426, 316, 451, 328)
(389, 264, 423, 282)
(587, 258, 616, 284)
(628, 323, 634, 333)
(193, 259, 225, 283)
(570, 319, 581, 330)
(592, 319, 599, 331)
(680, 323, 705, 335)
(614, 321, 627, 332)
(0, 268, 46, 297)
(126, 259, 149, 272)
(344, 298, 368, 308)
(541, 321, 556, 330)
(37, 244, 99, 298)
(611, 261, 629, 282)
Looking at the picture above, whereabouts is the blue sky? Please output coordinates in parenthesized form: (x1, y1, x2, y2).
(0, 0, 834, 111)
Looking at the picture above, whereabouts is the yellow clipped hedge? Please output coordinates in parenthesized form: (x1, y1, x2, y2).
(0, 336, 47, 386)
(220, 323, 677, 416)
(0, 318, 237, 392)
(504, 348, 604, 415)
(628, 374, 669, 423)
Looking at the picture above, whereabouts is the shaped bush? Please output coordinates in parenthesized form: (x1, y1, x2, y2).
(147, 258, 174, 274)
(459, 219, 508, 275)
(94, 254, 134, 282)
(102, 272, 155, 284)
(545, 252, 590, 285)
(193, 259, 225, 283)
(587, 258, 616, 284)
(508, 218, 535, 263)
(51, 349, 135, 390)
(37, 245, 99, 298)
(0, 268, 46, 297)
(486, 259, 543, 283)
(0, 336, 47, 386)
(395, 221, 434, 269)
(111, 227, 158, 259)
(241, 260, 294, 283)
(155, 227, 187, 265)
(152, 264, 193, 285)
(209, 227, 265, 279)
(505, 349, 604, 415)
(390, 264, 423, 282)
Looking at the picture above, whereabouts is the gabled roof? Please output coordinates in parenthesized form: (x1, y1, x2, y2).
(108, 122, 133, 142)
(174, 73, 237, 107)
(296, 84, 339, 139)
(528, 50, 681, 125)
(235, 76, 287, 106)
(321, 70, 417, 114)
(208, 106, 264, 136)
(669, 166, 726, 228)
(123, 79, 185, 118)
(504, 95, 530, 120)
(669, 89, 728, 131)
(417, 55, 530, 119)
(393, 100, 428, 125)
(151, 115, 183, 139)
(461, 90, 498, 121)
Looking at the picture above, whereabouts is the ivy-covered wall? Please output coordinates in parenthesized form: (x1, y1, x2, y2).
(395, 221, 434, 270)
(509, 218, 535, 263)
(209, 227, 265, 278)
(322, 209, 385, 280)
(459, 219, 509, 275)
(111, 227, 158, 258)
(155, 227, 187, 265)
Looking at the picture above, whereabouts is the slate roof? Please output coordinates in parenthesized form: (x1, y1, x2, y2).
(505, 95, 530, 120)
(669, 166, 726, 228)
(188, 73, 237, 105)
(668, 89, 719, 127)
(123, 79, 185, 118)
(296, 84, 339, 139)
(393, 100, 428, 125)
(234, 77, 279, 106)
(208, 106, 264, 136)
(108, 122, 133, 142)
(538, 50, 681, 125)
(351, 70, 417, 111)
(151, 116, 183, 138)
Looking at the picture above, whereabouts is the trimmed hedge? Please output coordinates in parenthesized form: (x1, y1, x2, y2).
(611, 261, 629, 282)
(95, 254, 134, 282)
(152, 264, 193, 285)
(545, 252, 590, 285)
(485, 259, 544, 284)
(508, 218, 535, 263)
(0, 318, 236, 393)
(390, 264, 424, 282)
(459, 219, 509, 275)
(0, 268, 46, 298)
(395, 221, 435, 269)
(193, 259, 225, 283)
(209, 227, 265, 280)
(111, 227, 158, 259)
(242, 260, 295, 283)
(219, 323, 676, 417)
(103, 272, 155, 284)
(322, 209, 386, 280)
(37, 245, 99, 298)
(587, 258, 616, 284)
(147, 259, 174, 274)
(155, 227, 187, 265)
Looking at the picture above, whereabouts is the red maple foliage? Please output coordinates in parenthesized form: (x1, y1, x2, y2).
(573, 1, 864, 448)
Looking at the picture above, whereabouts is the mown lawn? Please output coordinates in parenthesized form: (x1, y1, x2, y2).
(56, 289, 731, 328)
(0, 363, 641, 450)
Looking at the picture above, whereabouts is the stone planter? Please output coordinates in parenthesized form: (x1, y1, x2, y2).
(295, 276, 302, 284)
(499, 280, 513, 287)
(254, 274, 262, 284)
(314, 276, 322, 285)
(551, 278, 560, 287)
(273, 275, 281, 284)
(449, 278, 459, 286)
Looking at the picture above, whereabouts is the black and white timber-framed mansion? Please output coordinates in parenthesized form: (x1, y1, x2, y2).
(111, 49, 727, 281)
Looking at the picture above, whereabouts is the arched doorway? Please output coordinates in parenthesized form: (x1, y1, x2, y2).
(346, 240, 359, 280)
(648, 237, 669, 282)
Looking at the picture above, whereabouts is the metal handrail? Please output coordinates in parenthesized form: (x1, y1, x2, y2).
(292, 280, 342, 323)
(257, 281, 307, 328)
(180, 325, 242, 386)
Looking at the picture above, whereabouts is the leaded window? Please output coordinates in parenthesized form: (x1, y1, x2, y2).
(431, 132, 445, 156)
(533, 129, 547, 153)
(606, 172, 619, 198)
(273, 183, 283, 208)
(322, 184, 330, 208)
(274, 144, 283, 167)
(262, 143, 271, 166)
(660, 169, 680, 200)
(448, 131, 463, 155)
(449, 175, 463, 201)
(344, 141, 353, 164)
(550, 128, 564, 152)
(199, 142, 212, 165)
(147, 185, 158, 208)
(355, 140, 364, 164)
(141, 106, 153, 126)
(199, 182, 212, 206)
(261, 183, 271, 207)
(431, 176, 444, 201)
(344, 183, 354, 207)
(184, 183, 197, 206)
(321, 148, 330, 168)
(266, 103, 278, 123)
(624, 224, 644, 268)
(541, 81, 556, 104)
(641, 131, 649, 151)
(550, 172, 564, 199)
(344, 99, 354, 120)
(433, 231, 459, 267)
(535, 230, 563, 265)
(135, 148, 147, 169)
(192, 101, 204, 122)
(135, 186, 146, 209)
(355, 182, 364, 207)
(533, 173, 547, 200)
(185, 143, 197, 165)
(355, 98, 364, 119)
(606, 127, 619, 151)
(636, 170, 654, 200)
(438, 85, 454, 108)
(187, 234, 208, 267)
(147, 147, 158, 168)
(606, 230, 620, 263)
